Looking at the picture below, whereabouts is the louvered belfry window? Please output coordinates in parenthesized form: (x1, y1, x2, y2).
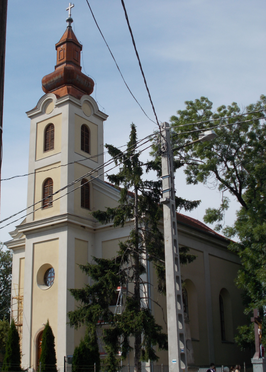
(81, 124, 90, 153)
(81, 178, 90, 209)
(43, 178, 53, 208)
(44, 123, 54, 151)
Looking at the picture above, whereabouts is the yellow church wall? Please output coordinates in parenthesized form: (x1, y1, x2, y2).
(31, 239, 59, 369)
(35, 114, 62, 161)
(93, 188, 119, 211)
(209, 255, 244, 365)
(102, 238, 127, 259)
(74, 114, 98, 162)
(34, 162, 61, 220)
(181, 249, 208, 365)
(74, 239, 88, 347)
(19, 257, 25, 297)
(151, 264, 168, 365)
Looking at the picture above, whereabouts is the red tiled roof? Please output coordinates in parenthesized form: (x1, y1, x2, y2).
(104, 181, 228, 242)
(176, 212, 228, 241)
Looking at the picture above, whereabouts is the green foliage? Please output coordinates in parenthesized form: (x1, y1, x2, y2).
(0, 245, 12, 320)
(39, 321, 57, 372)
(0, 319, 10, 363)
(170, 94, 266, 345)
(69, 124, 178, 372)
(2, 320, 21, 372)
(72, 326, 100, 372)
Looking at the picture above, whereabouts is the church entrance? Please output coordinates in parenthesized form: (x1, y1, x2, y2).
(36, 330, 43, 369)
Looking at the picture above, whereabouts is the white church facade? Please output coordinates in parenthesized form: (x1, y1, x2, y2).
(6, 9, 251, 372)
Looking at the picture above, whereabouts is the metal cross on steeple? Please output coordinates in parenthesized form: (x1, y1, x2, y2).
(66, 3, 74, 18)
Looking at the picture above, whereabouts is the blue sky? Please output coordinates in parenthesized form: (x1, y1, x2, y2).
(1, 0, 266, 243)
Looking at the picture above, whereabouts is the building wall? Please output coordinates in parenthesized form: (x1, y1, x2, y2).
(31, 239, 59, 368)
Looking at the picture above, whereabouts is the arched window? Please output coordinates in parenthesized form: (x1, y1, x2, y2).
(183, 279, 199, 340)
(81, 178, 90, 209)
(219, 294, 226, 341)
(44, 123, 54, 151)
(219, 288, 234, 342)
(43, 178, 53, 208)
(81, 124, 90, 154)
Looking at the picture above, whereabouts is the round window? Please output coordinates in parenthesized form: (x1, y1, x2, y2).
(44, 267, 55, 287)
(37, 264, 55, 290)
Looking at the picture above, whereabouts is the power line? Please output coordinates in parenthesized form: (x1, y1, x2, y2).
(171, 108, 265, 130)
(171, 116, 265, 141)
(2, 113, 264, 229)
(2, 110, 264, 183)
(0, 132, 156, 182)
(120, 0, 161, 132)
(0, 137, 154, 230)
(84, 0, 156, 125)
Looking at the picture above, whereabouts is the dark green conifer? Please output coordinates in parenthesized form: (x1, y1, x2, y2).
(39, 320, 57, 372)
(2, 319, 21, 371)
(72, 326, 100, 372)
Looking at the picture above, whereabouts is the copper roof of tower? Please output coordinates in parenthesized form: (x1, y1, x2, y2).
(42, 13, 94, 99)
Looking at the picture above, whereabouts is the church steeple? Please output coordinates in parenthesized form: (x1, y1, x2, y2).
(42, 4, 94, 99)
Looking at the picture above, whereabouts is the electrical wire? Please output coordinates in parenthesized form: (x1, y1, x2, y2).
(2, 112, 265, 229)
(3, 108, 264, 183)
(170, 108, 266, 130)
(0, 132, 157, 182)
(171, 116, 266, 142)
(0, 137, 154, 230)
(120, 0, 161, 132)
(84, 0, 156, 125)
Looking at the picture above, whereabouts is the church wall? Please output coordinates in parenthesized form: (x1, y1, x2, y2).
(209, 255, 248, 365)
(151, 263, 168, 366)
(35, 114, 62, 161)
(31, 238, 59, 369)
(10, 247, 25, 343)
(34, 162, 61, 220)
(182, 248, 209, 366)
(74, 238, 89, 346)
(102, 237, 127, 259)
(92, 181, 120, 211)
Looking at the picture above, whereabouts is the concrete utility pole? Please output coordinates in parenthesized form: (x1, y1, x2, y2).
(160, 122, 187, 372)
(160, 122, 216, 372)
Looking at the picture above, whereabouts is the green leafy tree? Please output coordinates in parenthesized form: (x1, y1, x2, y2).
(69, 124, 197, 372)
(2, 319, 21, 371)
(72, 326, 100, 372)
(0, 244, 12, 320)
(0, 319, 10, 363)
(169, 94, 266, 347)
(39, 321, 57, 372)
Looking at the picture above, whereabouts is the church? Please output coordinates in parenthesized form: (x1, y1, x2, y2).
(6, 6, 250, 372)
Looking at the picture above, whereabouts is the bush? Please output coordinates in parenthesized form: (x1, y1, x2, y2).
(2, 319, 21, 371)
(39, 320, 57, 372)
(72, 327, 100, 372)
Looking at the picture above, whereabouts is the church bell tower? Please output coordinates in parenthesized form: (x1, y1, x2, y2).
(14, 6, 108, 371)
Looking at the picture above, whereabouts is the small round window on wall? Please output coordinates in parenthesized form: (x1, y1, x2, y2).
(37, 264, 55, 290)
(44, 268, 55, 287)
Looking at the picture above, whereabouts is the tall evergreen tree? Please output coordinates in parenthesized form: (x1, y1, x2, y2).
(2, 319, 21, 372)
(0, 319, 10, 363)
(39, 321, 57, 372)
(72, 326, 100, 372)
(0, 245, 12, 320)
(69, 124, 198, 371)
